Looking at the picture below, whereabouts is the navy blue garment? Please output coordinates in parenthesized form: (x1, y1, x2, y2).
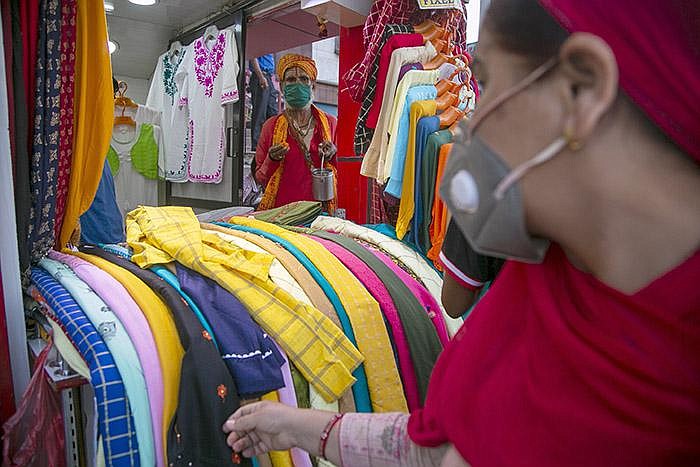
(175, 264, 286, 399)
(27, 0, 62, 263)
(408, 115, 440, 252)
(214, 222, 373, 413)
(31, 267, 140, 467)
(80, 159, 125, 245)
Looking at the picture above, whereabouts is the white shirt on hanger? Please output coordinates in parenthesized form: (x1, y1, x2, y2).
(176, 27, 240, 184)
(146, 47, 190, 182)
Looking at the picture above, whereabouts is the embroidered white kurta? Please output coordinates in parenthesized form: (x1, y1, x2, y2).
(176, 28, 239, 184)
(146, 48, 190, 182)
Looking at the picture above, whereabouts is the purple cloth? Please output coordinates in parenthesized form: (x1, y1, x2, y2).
(367, 247, 450, 346)
(48, 250, 165, 467)
(271, 340, 313, 467)
(398, 62, 423, 83)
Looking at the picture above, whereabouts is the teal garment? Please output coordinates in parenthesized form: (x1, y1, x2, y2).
(214, 222, 373, 413)
(309, 230, 442, 405)
(420, 130, 453, 254)
(39, 258, 155, 467)
(150, 265, 221, 352)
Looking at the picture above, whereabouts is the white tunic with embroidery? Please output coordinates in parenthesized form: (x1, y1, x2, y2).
(146, 48, 190, 182)
(176, 28, 240, 184)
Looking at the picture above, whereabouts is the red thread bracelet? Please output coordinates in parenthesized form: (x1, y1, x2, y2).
(319, 413, 344, 460)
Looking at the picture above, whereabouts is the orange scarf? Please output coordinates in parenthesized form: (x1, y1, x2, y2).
(259, 105, 337, 213)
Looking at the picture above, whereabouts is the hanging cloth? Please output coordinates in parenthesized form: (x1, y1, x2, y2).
(59, 0, 113, 249)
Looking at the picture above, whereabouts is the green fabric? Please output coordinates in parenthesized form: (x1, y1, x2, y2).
(420, 130, 452, 253)
(131, 123, 159, 180)
(252, 201, 323, 226)
(309, 229, 442, 405)
(106, 146, 120, 176)
(289, 363, 310, 409)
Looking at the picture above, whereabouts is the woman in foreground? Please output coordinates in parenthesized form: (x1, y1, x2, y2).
(224, 0, 700, 465)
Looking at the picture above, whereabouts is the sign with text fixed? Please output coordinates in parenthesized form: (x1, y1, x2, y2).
(416, 0, 462, 10)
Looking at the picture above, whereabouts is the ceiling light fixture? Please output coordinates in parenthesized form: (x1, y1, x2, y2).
(108, 39, 119, 55)
(104, 1, 114, 13)
(127, 0, 158, 5)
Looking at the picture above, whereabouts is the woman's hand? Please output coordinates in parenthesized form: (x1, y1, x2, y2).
(223, 401, 299, 458)
(318, 141, 337, 161)
(268, 143, 289, 162)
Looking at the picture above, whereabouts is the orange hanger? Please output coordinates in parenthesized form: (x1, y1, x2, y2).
(435, 77, 459, 97)
(423, 53, 448, 71)
(435, 91, 458, 111)
(413, 19, 439, 34)
(448, 113, 467, 135)
(422, 26, 445, 44)
(439, 107, 466, 128)
(114, 81, 137, 128)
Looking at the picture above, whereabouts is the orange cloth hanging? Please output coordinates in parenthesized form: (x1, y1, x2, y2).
(427, 143, 454, 268)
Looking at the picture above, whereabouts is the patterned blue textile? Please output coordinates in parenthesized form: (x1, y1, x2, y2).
(28, 0, 62, 262)
(214, 222, 373, 413)
(31, 268, 140, 467)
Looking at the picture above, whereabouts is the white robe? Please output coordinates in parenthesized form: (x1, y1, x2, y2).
(176, 28, 240, 184)
(146, 48, 190, 182)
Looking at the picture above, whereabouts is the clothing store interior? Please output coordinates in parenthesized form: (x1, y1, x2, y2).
(3, 0, 699, 465)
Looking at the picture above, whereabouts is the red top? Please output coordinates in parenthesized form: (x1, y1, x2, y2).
(409, 244, 700, 466)
(255, 111, 337, 209)
(365, 33, 424, 129)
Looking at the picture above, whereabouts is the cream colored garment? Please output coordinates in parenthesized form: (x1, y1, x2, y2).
(360, 42, 437, 178)
(310, 216, 463, 337)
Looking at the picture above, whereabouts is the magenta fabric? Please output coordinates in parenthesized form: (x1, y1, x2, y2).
(409, 244, 700, 465)
(48, 250, 166, 467)
(311, 236, 421, 412)
(271, 340, 313, 467)
(365, 33, 424, 129)
(539, 0, 700, 162)
(364, 246, 449, 347)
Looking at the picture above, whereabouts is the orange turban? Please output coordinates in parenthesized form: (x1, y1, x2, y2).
(276, 53, 317, 82)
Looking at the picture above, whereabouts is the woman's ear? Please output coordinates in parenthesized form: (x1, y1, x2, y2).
(557, 32, 619, 143)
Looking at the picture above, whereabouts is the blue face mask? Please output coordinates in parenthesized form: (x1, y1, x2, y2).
(284, 83, 312, 108)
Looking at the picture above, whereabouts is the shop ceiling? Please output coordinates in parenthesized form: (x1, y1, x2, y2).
(108, 0, 339, 80)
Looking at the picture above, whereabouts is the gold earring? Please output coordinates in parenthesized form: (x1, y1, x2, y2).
(564, 128, 583, 151)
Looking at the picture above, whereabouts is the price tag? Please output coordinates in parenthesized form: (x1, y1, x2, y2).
(416, 0, 462, 10)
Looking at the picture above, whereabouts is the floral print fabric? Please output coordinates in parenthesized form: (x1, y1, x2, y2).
(28, 0, 61, 263)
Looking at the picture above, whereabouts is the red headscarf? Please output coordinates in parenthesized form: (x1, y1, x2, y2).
(539, 0, 700, 162)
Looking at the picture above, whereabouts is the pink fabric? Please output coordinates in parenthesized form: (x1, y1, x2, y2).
(366, 33, 424, 129)
(368, 247, 450, 347)
(409, 244, 700, 465)
(48, 250, 166, 467)
(311, 236, 421, 412)
(54, 0, 76, 240)
(539, 0, 700, 162)
(271, 340, 313, 467)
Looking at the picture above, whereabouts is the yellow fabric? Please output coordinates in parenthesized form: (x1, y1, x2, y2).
(126, 206, 362, 403)
(228, 217, 408, 413)
(258, 106, 335, 212)
(260, 392, 295, 467)
(59, 1, 114, 248)
(70, 250, 183, 453)
(276, 53, 317, 82)
(396, 100, 438, 240)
